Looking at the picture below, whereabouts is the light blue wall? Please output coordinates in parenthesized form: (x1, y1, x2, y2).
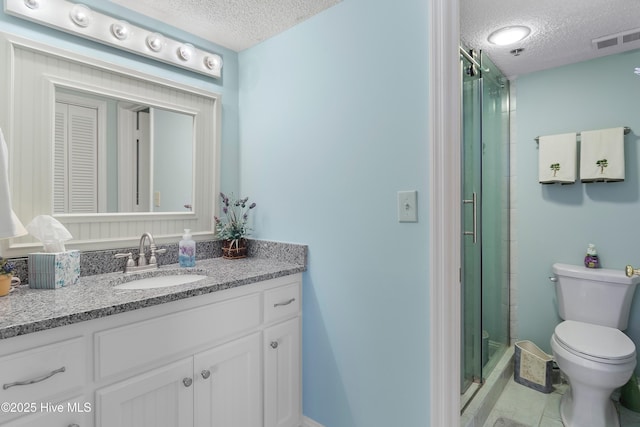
(0, 3, 241, 193)
(514, 49, 640, 360)
(238, 1, 430, 426)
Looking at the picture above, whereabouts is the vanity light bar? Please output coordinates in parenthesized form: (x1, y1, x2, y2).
(4, 0, 223, 79)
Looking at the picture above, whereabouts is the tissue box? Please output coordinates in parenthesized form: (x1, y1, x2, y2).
(28, 250, 80, 289)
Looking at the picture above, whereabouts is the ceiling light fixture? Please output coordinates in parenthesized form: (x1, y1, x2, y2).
(4, 0, 223, 79)
(488, 26, 531, 46)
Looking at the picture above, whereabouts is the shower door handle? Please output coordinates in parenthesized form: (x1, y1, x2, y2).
(463, 192, 477, 243)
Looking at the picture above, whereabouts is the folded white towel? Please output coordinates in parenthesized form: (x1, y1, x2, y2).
(580, 127, 625, 182)
(0, 128, 27, 240)
(538, 132, 577, 184)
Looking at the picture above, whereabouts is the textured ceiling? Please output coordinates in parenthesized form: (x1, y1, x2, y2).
(106, 0, 639, 78)
(461, 0, 640, 79)
(107, 0, 341, 52)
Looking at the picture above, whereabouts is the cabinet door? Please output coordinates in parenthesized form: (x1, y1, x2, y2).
(264, 317, 301, 427)
(194, 333, 262, 427)
(96, 358, 194, 427)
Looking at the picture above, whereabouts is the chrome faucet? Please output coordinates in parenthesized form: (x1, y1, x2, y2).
(115, 232, 167, 273)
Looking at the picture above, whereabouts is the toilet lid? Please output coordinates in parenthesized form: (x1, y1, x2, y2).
(555, 320, 635, 361)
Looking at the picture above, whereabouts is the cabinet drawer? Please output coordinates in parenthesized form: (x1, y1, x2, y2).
(95, 293, 261, 380)
(4, 395, 91, 427)
(0, 338, 85, 410)
(264, 282, 300, 324)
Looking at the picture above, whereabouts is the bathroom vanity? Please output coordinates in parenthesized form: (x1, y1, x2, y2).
(0, 257, 304, 427)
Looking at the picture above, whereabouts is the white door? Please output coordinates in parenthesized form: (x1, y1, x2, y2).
(96, 358, 194, 427)
(116, 106, 151, 212)
(54, 102, 98, 213)
(135, 110, 151, 212)
(194, 333, 262, 427)
(264, 318, 301, 427)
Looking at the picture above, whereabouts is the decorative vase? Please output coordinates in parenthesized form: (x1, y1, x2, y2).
(0, 274, 12, 297)
(222, 239, 247, 259)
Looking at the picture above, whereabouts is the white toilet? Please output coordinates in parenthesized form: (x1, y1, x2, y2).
(550, 263, 640, 427)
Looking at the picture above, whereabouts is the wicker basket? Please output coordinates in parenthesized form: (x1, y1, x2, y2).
(222, 239, 247, 259)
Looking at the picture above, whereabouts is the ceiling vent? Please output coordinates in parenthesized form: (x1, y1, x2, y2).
(593, 28, 640, 50)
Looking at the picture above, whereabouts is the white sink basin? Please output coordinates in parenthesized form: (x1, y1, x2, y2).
(114, 274, 207, 290)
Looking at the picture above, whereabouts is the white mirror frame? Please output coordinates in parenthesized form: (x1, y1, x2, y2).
(0, 33, 221, 257)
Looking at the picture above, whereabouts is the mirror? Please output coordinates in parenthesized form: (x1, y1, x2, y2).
(55, 88, 194, 214)
(0, 34, 221, 255)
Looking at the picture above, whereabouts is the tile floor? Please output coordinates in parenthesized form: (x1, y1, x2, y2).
(483, 378, 640, 427)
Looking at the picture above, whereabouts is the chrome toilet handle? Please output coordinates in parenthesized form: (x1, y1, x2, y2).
(626, 265, 640, 278)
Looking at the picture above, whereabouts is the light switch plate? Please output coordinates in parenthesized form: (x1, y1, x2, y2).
(398, 190, 418, 222)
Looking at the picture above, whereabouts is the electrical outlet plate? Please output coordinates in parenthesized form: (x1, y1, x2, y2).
(397, 190, 418, 222)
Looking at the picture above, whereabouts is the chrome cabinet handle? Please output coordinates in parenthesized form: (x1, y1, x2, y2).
(463, 192, 477, 243)
(183, 377, 193, 387)
(270, 341, 279, 349)
(3, 366, 65, 390)
(274, 298, 295, 308)
(201, 370, 211, 379)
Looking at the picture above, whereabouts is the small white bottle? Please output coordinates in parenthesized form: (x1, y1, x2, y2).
(179, 229, 196, 267)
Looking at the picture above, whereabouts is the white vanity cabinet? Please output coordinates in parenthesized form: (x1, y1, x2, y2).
(96, 333, 263, 427)
(263, 284, 302, 427)
(0, 272, 302, 427)
(94, 273, 302, 427)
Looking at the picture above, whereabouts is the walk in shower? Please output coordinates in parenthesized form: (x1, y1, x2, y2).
(460, 48, 510, 402)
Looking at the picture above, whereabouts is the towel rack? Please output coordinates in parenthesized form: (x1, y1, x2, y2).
(534, 127, 631, 143)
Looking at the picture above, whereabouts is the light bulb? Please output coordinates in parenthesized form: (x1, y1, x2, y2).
(110, 21, 129, 41)
(24, 0, 40, 9)
(178, 44, 194, 61)
(69, 4, 92, 28)
(204, 55, 222, 70)
(146, 33, 164, 52)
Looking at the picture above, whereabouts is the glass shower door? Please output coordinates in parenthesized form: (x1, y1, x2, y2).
(461, 55, 482, 393)
(480, 52, 510, 375)
(460, 50, 510, 396)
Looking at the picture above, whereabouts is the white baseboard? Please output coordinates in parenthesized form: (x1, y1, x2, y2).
(303, 415, 326, 427)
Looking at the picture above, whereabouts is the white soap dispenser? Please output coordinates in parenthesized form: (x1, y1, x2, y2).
(179, 229, 196, 267)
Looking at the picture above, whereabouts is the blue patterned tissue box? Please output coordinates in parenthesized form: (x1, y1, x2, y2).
(28, 250, 80, 289)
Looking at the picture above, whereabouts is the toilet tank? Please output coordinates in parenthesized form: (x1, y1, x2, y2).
(553, 263, 640, 330)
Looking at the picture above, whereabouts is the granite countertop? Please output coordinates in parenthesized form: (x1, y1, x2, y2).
(0, 254, 306, 340)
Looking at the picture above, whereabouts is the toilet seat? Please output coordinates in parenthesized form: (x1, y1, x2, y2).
(554, 320, 636, 364)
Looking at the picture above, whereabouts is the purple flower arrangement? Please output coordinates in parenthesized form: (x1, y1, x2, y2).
(214, 193, 256, 243)
(0, 257, 14, 276)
